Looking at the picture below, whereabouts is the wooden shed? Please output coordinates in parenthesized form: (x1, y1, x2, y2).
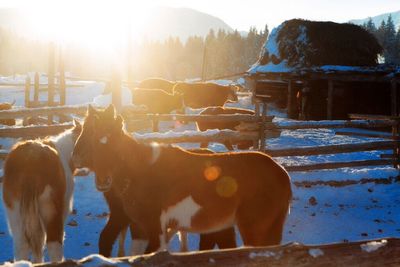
(246, 19, 400, 120)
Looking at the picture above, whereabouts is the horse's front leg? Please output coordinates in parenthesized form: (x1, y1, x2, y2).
(129, 222, 149, 256)
(142, 221, 166, 253)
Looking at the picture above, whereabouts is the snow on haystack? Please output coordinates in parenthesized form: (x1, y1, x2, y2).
(248, 24, 293, 74)
(249, 19, 382, 74)
(360, 239, 388, 253)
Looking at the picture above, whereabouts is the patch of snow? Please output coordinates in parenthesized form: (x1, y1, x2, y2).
(308, 248, 324, 258)
(360, 239, 387, 253)
(2, 261, 33, 267)
(209, 258, 216, 264)
(249, 250, 276, 259)
(81, 254, 127, 267)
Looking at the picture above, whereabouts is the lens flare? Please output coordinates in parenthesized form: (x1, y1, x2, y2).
(204, 165, 221, 181)
(216, 176, 238, 198)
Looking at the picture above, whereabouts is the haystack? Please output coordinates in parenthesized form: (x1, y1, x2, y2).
(251, 19, 382, 73)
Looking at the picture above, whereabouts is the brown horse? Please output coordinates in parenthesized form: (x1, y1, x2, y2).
(73, 105, 291, 253)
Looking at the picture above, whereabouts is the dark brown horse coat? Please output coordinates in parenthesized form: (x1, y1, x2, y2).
(173, 82, 238, 109)
(73, 105, 292, 253)
(131, 88, 183, 114)
(197, 107, 255, 150)
(137, 78, 176, 94)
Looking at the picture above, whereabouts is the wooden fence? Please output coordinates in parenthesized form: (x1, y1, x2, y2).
(0, 104, 398, 172)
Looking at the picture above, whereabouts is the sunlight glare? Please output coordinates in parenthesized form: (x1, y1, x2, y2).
(25, 3, 151, 55)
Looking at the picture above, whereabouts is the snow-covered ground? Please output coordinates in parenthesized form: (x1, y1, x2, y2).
(0, 76, 399, 263)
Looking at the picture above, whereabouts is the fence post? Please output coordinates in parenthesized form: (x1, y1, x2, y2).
(59, 48, 66, 106)
(34, 72, 39, 105)
(152, 118, 159, 132)
(253, 100, 261, 150)
(201, 43, 207, 81)
(48, 43, 55, 124)
(111, 71, 122, 112)
(259, 102, 267, 152)
(25, 76, 31, 108)
(327, 79, 334, 120)
(391, 78, 399, 168)
(48, 42, 55, 107)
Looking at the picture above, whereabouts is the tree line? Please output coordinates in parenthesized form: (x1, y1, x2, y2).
(0, 26, 268, 81)
(362, 15, 400, 64)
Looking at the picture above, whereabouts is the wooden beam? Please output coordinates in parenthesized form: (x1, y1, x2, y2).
(349, 114, 400, 120)
(48, 42, 55, 107)
(127, 114, 274, 123)
(286, 79, 294, 119)
(285, 159, 393, 172)
(24, 76, 30, 108)
(391, 79, 398, 117)
(0, 105, 89, 119)
(272, 120, 396, 130)
(259, 103, 267, 152)
(34, 238, 400, 267)
(135, 131, 259, 144)
(34, 72, 40, 104)
(265, 141, 397, 157)
(59, 49, 66, 106)
(0, 124, 73, 138)
(335, 130, 395, 140)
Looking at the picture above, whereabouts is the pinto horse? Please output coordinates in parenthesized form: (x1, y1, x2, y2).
(73, 105, 292, 253)
(73, 106, 236, 254)
(2, 120, 81, 263)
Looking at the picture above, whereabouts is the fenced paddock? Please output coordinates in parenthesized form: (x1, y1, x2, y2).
(0, 76, 399, 265)
(0, 104, 398, 172)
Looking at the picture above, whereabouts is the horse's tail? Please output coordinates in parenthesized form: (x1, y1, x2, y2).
(20, 175, 46, 257)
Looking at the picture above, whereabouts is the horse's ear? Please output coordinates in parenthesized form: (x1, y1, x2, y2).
(88, 105, 96, 116)
(105, 104, 115, 118)
(73, 119, 82, 132)
(115, 115, 124, 127)
(115, 115, 124, 129)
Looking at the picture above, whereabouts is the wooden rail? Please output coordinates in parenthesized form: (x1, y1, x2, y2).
(285, 159, 393, 172)
(266, 141, 397, 157)
(0, 105, 89, 119)
(273, 120, 397, 130)
(129, 114, 274, 123)
(34, 238, 400, 267)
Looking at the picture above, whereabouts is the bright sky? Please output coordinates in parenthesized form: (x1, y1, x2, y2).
(0, 0, 398, 56)
(1, 0, 398, 30)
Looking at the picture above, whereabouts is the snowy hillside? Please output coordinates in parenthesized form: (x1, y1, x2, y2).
(350, 10, 400, 29)
(0, 78, 399, 263)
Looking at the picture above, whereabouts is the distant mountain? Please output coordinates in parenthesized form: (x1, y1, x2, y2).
(349, 10, 400, 29)
(0, 7, 234, 42)
(141, 7, 234, 41)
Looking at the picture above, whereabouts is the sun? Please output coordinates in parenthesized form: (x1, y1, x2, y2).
(24, 3, 151, 55)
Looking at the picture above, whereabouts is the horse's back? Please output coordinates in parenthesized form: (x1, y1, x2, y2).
(3, 140, 66, 207)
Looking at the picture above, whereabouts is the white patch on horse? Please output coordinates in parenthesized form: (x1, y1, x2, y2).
(99, 136, 108, 144)
(159, 196, 201, 250)
(5, 201, 30, 261)
(47, 241, 64, 262)
(49, 129, 76, 216)
(130, 239, 149, 256)
(149, 142, 161, 165)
